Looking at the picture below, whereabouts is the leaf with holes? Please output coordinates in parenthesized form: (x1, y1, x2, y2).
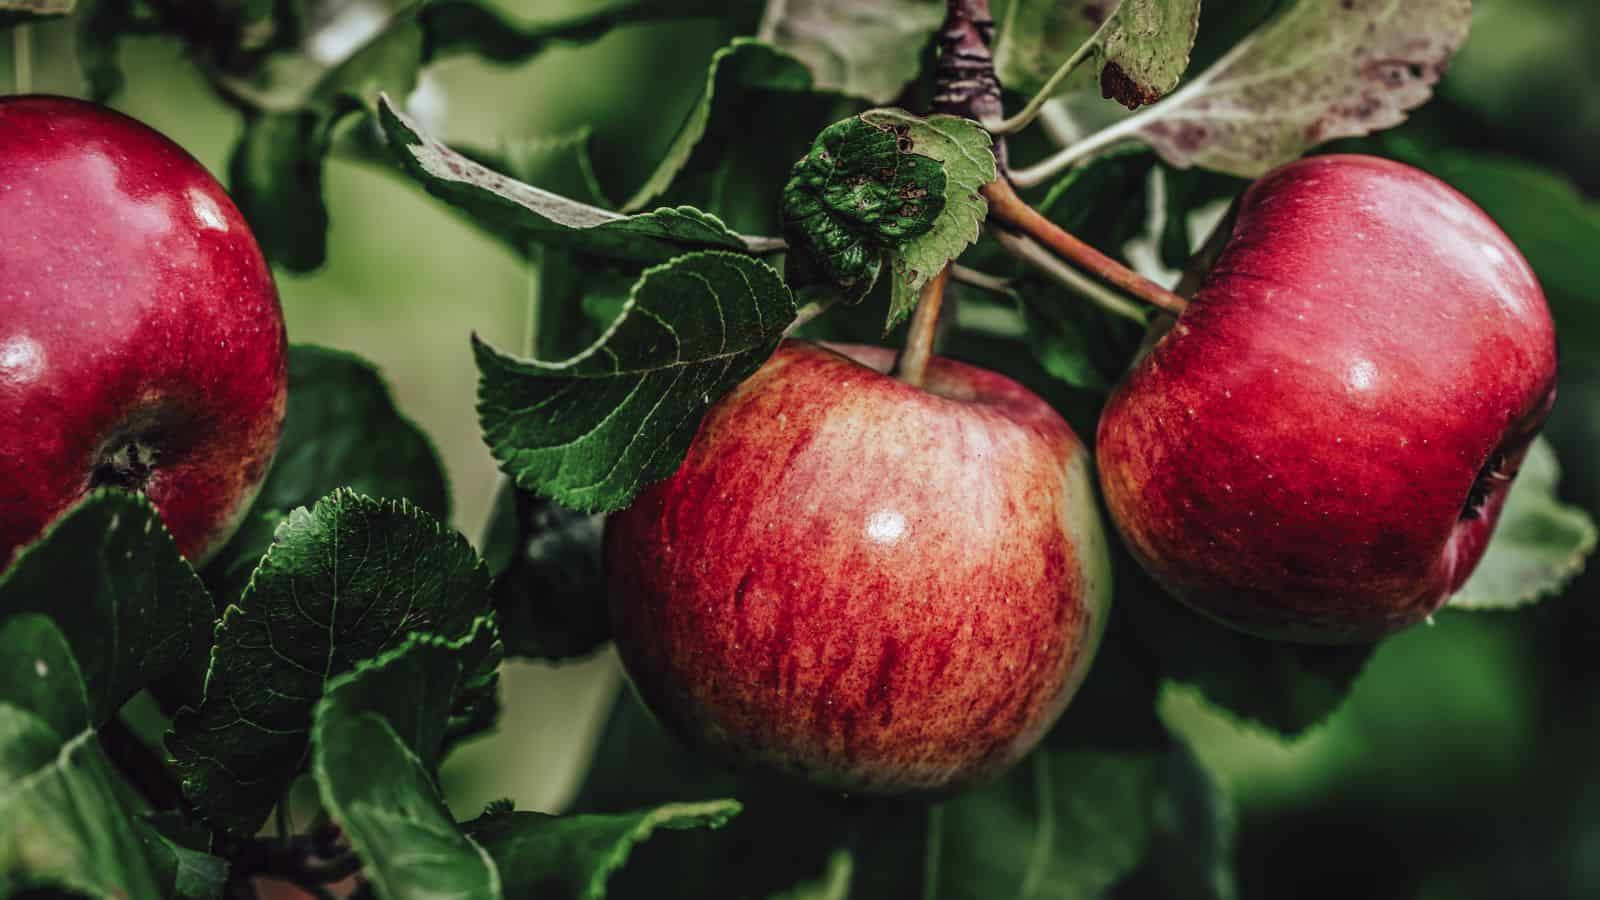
(476, 251, 795, 514)
(381, 97, 778, 264)
(1452, 438, 1597, 611)
(997, 0, 1201, 108)
(781, 114, 948, 301)
(465, 799, 743, 900)
(1117, 0, 1471, 177)
(757, 0, 943, 103)
(859, 110, 995, 330)
(167, 490, 491, 834)
(311, 619, 502, 900)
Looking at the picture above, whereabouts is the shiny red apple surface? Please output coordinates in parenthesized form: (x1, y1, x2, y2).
(0, 96, 288, 567)
(1097, 154, 1558, 643)
(606, 340, 1111, 793)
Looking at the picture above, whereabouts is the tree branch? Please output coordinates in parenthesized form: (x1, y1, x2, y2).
(933, 0, 1005, 166)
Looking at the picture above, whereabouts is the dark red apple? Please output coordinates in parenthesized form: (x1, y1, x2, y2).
(0, 96, 288, 568)
(605, 340, 1111, 793)
(1097, 154, 1558, 643)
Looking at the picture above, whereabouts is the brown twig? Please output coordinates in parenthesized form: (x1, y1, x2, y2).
(892, 266, 953, 387)
(983, 177, 1189, 316)
(933, 1, 1004, 157)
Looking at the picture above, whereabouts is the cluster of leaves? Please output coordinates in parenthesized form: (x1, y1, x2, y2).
(5, 0, 1600, 897)
(0, 348, 746, 899)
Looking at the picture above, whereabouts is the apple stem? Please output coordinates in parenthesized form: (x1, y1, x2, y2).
(983, 177, 1189, 316)
(892, 265, 952, 387)
(12, 25, 32, 94)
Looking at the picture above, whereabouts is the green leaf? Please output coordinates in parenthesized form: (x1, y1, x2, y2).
(228, 13, 425, 271)
(930, 746, 1162, 898)
(465, 800, 743, 900)
(621, 38, 816, 213)
(73, 0, 138, 101)
(476, 251, 795, 514)
(0, 491, 213, 726)
(997, 0, 1112, 98)
(756, 0, 942, 103)
(168, 490, 492, 834)
(469, 127, 613, 210)
(0, 495, 224, 897)
(1117, 547, 1373, 736)
(311, 619, 503, 900)
(781, 113, 948, 299)
(203, 345, 449, 612)
(1452, 439, 1597, 611)
(420, 0, 728, 64)
(765, 851, 853, 900)
(1017, 290, 1112, 392)
(575, 691, 917, 899)
(0, 617, 169, 899)
(0, 712, 166, 899)
(137, 817, 230, 900)
(381, 96, 778, 264)
(1096, 0, 1203, 108)
(1117, 0, 1471, 177)
(259, 345, 450, 519)
(858, 110, 996, 330)
(1107, 740, 1238, 900)
(1018, 150, 1153, 390)
(1155, 164, 1246, 270)
(997, 0, 1201, 108)
(217, 0, 718, 270)
(481, 483, 609, 661)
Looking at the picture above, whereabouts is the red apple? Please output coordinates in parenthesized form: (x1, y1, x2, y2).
(605, 340, 1111, 793)
(0, 96, 288, 568)
(1097, 154, 1558, 643)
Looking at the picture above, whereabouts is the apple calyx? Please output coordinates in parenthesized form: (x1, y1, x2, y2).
(1460, 449, 1510, 522)
(91, 438, 160, 492)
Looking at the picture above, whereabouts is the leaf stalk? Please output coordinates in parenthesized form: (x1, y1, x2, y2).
(986, 17, 1111, 136)
(12, 25, 32, 94)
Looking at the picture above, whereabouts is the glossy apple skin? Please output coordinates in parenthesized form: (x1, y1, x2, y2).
(0, 96, 288, 567)
(1097, 154, 1558, 643)
(605, 340, 1111, 793)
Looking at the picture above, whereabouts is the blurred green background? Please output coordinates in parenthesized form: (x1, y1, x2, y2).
(4, 1, 1598, 896)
